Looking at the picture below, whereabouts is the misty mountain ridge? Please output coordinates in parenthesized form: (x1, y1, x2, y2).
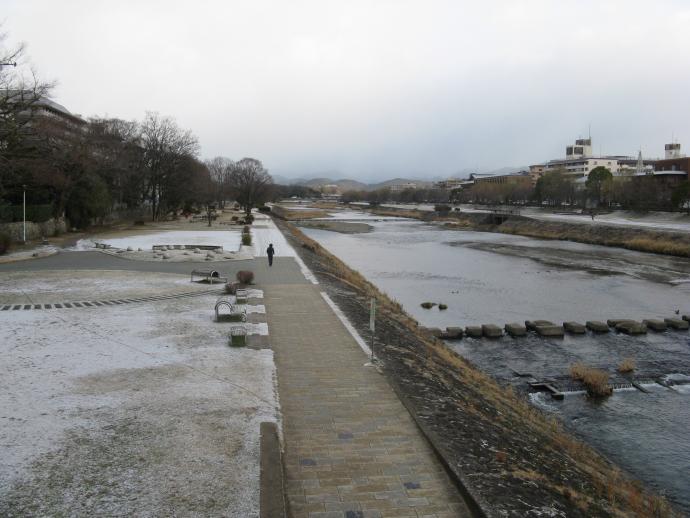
(271, 166, 527, 191)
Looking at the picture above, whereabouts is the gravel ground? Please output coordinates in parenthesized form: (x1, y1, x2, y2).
(0, 271, 277, 517)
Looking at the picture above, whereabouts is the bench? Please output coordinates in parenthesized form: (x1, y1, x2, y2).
(214, 296, 247, 322)
(191, 269, 228, 284)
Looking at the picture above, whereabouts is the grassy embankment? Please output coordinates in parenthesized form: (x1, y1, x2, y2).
(278, 217, 678, 517)
(269, 205, 330, 220)
(369, 207, 690, 258)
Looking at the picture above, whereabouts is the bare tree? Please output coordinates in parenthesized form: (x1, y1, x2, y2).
(0, 27, 54, 195)
(205, 156, 234, 208)
(139, 112, 199, 220)
(229, 158, 273, 216)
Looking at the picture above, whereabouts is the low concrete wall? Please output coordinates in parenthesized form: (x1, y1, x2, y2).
(0, 218, 67, 242)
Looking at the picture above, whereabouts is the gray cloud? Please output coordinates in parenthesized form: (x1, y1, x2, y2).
(5, 0, 690, 180)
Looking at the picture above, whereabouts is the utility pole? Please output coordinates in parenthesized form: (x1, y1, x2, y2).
(370, 298, 376, 362)
(22, 185, 26, 243)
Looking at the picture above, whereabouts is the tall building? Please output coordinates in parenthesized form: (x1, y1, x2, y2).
(665, 142, 682, 159)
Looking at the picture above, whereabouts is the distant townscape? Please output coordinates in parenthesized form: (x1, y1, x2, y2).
(283, 137, 690, 212)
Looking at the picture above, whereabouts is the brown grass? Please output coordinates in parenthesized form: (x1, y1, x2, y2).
(570, 363, 613, 397)
(279, 218, 679, 517)
(618, 357, 636, 373)
(271, 205, 330, 220)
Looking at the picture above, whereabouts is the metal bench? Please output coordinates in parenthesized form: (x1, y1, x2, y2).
(215, 296, 247, 322)
(191, 269, 227, 284)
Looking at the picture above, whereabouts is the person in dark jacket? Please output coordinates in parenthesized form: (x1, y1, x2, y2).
(266, 243, 275, 266)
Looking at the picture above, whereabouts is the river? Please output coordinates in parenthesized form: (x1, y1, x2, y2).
(301, 213, 690, 514)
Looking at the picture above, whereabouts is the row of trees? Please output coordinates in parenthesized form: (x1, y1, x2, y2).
(1, 30, 273, 229)
(341, 187, 450, 205)
(450, 168, 690, 212)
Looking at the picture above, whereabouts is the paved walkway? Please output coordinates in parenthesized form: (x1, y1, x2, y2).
(264, 284, 470, 518)
(0, 252, 308, 285)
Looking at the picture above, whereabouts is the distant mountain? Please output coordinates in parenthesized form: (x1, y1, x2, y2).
(372, 177, 433, 188)
(300, 178, 369, 191)
(271, 168, 527, 190)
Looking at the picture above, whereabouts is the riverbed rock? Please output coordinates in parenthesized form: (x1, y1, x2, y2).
(643, 319, 667, 332)
(525, 320, 554, 331)
(586, 321, 610, 333)
(535, 325, 564, 338)
(683, 314, 690, 322)
(444, 327, 463, 339)
(504, 322, 527, 337)
(465, 326, 483, 338)
(126, 246, 133, 251)
(482, 324, 503, 338)
(615, 321, 647, 335)
(563, 321, 586, 334)
(664, 317, 689, 330)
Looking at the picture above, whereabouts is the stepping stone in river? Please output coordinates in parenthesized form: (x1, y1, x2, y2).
(482, 324, 503, 338)
(643, 319, 667, 332)
(563, 321, 586, 334)
(615, 321, 647, 335)
(525, 320, 554, 331)
(664, 317, 689, 330)
(419, 327, 444, 338)
(535, 325, 565, 338)
(443, 327, 463, 339)
(607, 318, 634, 327)
(505, 322, 527, 337)
(586, 321, 610, 333)
(465, 326, 483, 338)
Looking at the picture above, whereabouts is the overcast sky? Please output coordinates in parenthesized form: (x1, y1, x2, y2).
(4, 0, 690, 181)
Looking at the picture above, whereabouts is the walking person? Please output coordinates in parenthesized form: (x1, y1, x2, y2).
(266, 243, 275, 267)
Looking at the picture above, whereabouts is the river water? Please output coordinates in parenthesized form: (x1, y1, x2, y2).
(302, 215, 690, 513)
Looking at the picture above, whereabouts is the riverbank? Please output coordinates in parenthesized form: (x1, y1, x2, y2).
(370, 206, 690, 258)
(274, 216, 679, 517)
(296, 220, 372, 234)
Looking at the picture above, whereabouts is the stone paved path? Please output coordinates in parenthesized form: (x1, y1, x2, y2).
(264, 284, 471, 518)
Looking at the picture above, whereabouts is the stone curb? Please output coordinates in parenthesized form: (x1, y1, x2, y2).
(260, 422, 286, 518)
(383, 370, 490, 518)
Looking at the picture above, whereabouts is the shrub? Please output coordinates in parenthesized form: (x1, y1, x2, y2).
(258, 205, 271, 213)
(617, 357, 635, 373)
(243, 225, 251, 233)
(231, 215, 239, 221)
(438, 303, 448, 310)
(224, 281, 239, 294)
(0, 232, 11, 255)
(570, 362, 612, 397)
(236, 270, 254, 284)
(245, 214, 254, 224)
(435, 204, 451, 214)
(420, 302, 436, 309)
(242, 233, 252, 246)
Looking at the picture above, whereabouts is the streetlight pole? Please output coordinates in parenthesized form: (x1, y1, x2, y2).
(22, 185, 26, 243)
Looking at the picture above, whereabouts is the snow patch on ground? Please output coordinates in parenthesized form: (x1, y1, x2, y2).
(0, 271, 210, 304)
(74, 230, 243, 252)
(0, 272, 276, 516)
